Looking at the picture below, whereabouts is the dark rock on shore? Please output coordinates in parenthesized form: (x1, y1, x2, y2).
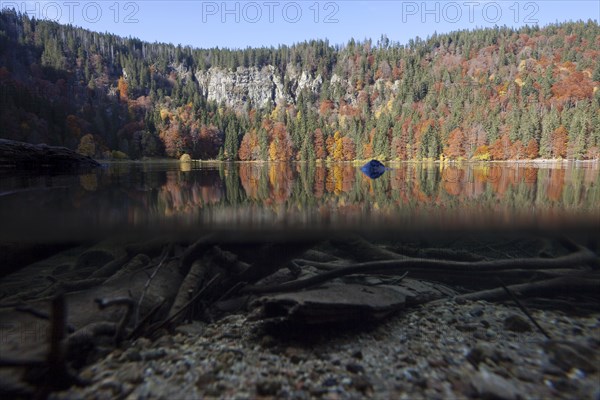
(0, 139, 100, 170)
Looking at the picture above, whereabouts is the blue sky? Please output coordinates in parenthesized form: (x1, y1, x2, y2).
(3, 1, 599, 48)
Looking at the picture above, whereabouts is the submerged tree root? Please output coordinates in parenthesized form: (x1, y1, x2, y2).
(242, 246, 598, 294)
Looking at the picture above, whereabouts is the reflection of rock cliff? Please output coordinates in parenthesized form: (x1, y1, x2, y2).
(0, 139, 100, 170)
(194, 66, 323, 109)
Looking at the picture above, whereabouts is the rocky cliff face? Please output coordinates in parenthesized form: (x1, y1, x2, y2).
(194, 65, 323, 109)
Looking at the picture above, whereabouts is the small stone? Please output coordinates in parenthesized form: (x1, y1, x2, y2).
(322, 377, 337, 387)
(134, 338, 152, 349)
(470, 367, 522, 400)
(515, 367, 538, 382)
(98, 378, 123, 395)
(466, 344, 511, 368)
(196, 372, 216, 389)
(256, 379, 282, 396)
(428, 358, 448, 368)
(141, 348, 167, 361)
(456, 323, 479, 332)
(543, 340, 598, 373)
(346, 363, 365, 374)
(175, 322, 205, 337)
(285, 347, 307, 364)
(153, 335, 174, 348)
(469, 306, 484, 317)
(120, 349, 142, 362)
(120, 363, 144, 384)
(542, 361, 566, 376)
(503, 314, 532, 332)
(351, 349, 363, 360)
(351, 375, 373, 393)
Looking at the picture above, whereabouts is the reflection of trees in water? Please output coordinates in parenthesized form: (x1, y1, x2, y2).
(76, 162, 600, 224)
(544, 169, 565, 202)
(157, 169, 223, 216)
(268, 163, 294, 204)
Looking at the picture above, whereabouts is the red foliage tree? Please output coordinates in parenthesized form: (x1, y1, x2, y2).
(551, 70, 595, 103)
(313, 128, 326, 160)
(319, 100, 334, 116)
(160, 123, 183, 157)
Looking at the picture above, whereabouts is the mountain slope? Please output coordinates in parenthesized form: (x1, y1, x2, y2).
(1, 11, 599, 161)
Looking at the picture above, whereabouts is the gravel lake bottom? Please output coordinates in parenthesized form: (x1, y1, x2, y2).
(52, 298, 600, 400)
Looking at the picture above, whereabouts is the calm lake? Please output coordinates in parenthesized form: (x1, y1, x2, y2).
(1, 161, 599, 241)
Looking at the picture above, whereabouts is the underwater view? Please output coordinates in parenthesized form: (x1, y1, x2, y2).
(1, 2, 599, 398)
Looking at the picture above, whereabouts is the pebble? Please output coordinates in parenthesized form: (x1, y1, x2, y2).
(120, 349, 142, 362)
(48, 299, 600, 400)
(470, 367, 523, 400)
(141, 348, 167, 361)
(256, 378, 282, 396)
(346, 363, 365, 374)
(543, 340, 598, 373)
(120, 363, 144, 384)
(351, 375, 373, 393)
(503, 314, 532, 332)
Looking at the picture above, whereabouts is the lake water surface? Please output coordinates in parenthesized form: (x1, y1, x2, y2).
(1, 161, 599, 241)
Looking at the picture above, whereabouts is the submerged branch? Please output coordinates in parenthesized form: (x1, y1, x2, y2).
(243, 247, 598, 294)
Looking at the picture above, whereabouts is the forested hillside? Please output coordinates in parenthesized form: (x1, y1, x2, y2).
(1, 10, 599, 161)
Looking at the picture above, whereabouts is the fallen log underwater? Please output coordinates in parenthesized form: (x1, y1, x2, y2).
(0, 234, 598, 397)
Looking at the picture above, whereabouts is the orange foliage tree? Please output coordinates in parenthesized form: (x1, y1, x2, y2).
(341, 136, 356, 161)
(525, 139, 539, 159)
(268, 122, 293, 161)
(551, 125, 568, 158)
(489, 134, 512, 160)
(117, 76, 128, 101)
(239, 130, 259, 161)
(313, 128, 326, 160)
(551, 70, 595, 103)
(325, 135, 335, 159)
(444, 128, 466, 159)
(509, 140, 525, 160)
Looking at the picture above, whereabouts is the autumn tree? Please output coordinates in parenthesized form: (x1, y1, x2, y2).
(269, 122, 293, 161)
(77, 133, 96, 157)
(341, 136, 356, 161)
(489, 133, 512, 160)
(313, 128, 326, 160)
(444, 128, 466, 160)
(117, 76, 128, 101)
(239, 130, 259, 161)
(551, 126, 568, 159)
(332, 131, 344, 161)
(525, 138, 539, 159)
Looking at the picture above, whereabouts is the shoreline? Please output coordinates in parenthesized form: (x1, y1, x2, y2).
(97, 158, 600, 166)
